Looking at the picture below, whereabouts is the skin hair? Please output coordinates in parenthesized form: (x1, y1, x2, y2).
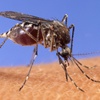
(0, 57, 100, 100)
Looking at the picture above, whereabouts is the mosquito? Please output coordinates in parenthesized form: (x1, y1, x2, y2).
(0, 11, 100, 92)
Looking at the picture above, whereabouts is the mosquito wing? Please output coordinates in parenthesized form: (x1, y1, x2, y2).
(0, 11, 53, 23)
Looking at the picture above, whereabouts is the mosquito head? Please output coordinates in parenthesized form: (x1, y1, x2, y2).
(63, 46, 71, 56)
(59, 46, 71, 60)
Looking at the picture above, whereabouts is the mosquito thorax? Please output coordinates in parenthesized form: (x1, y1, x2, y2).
(53, 20, 70, 44)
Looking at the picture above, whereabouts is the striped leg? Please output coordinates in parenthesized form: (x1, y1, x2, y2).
(19, 44, 38, 91)
(0, 28, 13, 48)
(56, 51, 84, 92)
(73, 57, 100, 83)
(19, 23, 41, 91)
(56, 52, 68, 81)
(67, 73, 84, 92)
(73, 56, 96, 69)
(0, 36, 8, 48)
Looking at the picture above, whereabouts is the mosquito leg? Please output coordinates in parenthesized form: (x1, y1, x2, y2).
(56, 51, 84, 92)
(67, 73, 84, 92)
(56, 51, 68, 81)
(28, 23, 41, 67)
(27, 47, 35, 67)
(72, 57, 100, 83)
(0, 29, 12, 48)
(68, 24, 75, 54)
(73, 57, 96, 69)
(19, 44, 38, 91)
(62, 14, 68, 26)
(50, 31, 54, 51)
(0, 36, 8, 48)
(16, 22, 40, 69)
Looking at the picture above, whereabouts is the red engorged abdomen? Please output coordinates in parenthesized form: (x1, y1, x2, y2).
(12, 28, 43, 46)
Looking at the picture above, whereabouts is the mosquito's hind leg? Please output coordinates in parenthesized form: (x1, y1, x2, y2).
(0, 33, 8, 48)
(19, 44, 38, 91)
(0, 28, 12, 48)
(0, 23, 20, 48)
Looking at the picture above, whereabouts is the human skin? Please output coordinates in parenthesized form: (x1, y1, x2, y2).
(0, 57, 100, 100)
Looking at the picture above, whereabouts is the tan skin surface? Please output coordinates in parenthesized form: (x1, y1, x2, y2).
(0, 57, 100, 100)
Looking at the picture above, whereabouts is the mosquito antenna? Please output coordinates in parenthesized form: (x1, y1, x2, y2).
(73, 51, 100, 56)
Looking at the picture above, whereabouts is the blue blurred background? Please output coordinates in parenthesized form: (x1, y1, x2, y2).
(0, 0, 100, 66)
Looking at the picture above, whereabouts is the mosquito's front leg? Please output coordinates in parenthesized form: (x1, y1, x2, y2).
(56, 48, 84, 92)
(56, 50, 68, 81)
(68, 24, 75, 54)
